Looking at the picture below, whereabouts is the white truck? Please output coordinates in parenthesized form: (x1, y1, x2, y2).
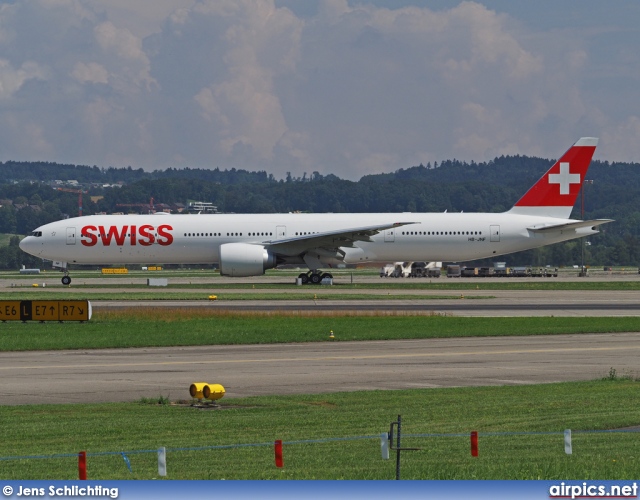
(380, 262, 442, 278)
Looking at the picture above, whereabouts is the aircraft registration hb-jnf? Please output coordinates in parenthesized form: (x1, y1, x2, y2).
(20, 137, 612, 285)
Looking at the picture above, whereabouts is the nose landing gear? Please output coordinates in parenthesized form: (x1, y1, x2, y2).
(53, 262, 71, 285)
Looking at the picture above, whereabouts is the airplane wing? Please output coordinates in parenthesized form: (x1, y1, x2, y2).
(527, 219, 613, 233)
(263, 221, 417, 257)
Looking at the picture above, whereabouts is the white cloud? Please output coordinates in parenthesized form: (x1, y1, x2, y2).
(94, 21, 156, 90)
(92, 0, 196, 38)
(0, 0, 638, 177)
(71, 62, 109, 84)
(148, 0, 304, 167)
(0, 60, 46, 98)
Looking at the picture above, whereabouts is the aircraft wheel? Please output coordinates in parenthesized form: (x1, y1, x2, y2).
(61, 276, 71, 286)
(310, 273, 322, 284)
(299, 273, 309, 284)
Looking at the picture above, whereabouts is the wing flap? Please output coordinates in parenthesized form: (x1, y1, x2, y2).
(264, 221, 417, 256)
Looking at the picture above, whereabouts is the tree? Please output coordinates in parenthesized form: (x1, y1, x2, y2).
(29, 194, 43, 207)
(0, 205, 17, 233)
(16, 207, 40, 234)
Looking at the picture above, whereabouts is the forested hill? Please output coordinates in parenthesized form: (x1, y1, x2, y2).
(0, 161, 270, 185)
(364, 157, 640, 196)
(3, 155, 637, 197)
(0, 154, 639, 268)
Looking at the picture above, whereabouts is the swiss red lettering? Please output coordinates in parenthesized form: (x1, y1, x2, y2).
(81, 225, 98, 246)
(138, 224, 155, 246)
(157, 224, 174, 246)
(101, 225, 128, 246)
(79, 224, 174, 247)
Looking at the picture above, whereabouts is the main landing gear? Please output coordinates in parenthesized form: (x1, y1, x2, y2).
(297, 270, 333, 285)
(61, 272, 72, 286)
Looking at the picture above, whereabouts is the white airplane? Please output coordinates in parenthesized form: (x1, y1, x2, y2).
(20, 137, 611, 285)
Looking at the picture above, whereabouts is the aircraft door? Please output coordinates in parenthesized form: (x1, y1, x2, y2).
(276, 225, 286, 238)
(384, 229, 395, 242)
(490, 225, 500, 242)
(66, 227, 76, 245)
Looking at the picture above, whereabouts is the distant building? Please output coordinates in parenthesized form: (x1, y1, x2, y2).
(187, 202, 218, 213)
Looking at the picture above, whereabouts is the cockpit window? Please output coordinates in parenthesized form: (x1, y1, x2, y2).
(31, 231, 42, 237)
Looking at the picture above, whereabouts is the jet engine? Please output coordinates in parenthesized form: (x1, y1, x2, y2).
(219, 243, 278, 277)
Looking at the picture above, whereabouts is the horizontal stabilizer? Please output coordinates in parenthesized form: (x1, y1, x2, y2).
(527, 219, 613, 233)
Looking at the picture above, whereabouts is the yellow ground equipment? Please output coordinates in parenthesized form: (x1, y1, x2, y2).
(189, 383, 225, 401)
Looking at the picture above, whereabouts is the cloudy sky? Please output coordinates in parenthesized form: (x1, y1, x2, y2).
(0, 0, 639, 180)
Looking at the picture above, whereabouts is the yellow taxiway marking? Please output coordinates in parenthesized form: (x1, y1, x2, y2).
(1, 344, 638, 371)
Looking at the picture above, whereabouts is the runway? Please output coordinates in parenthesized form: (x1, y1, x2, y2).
(1, 332, 638, 405)
(92, 289, 640, 316)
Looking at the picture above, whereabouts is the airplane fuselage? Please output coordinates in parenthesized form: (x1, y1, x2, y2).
(20, 212, 598, 267)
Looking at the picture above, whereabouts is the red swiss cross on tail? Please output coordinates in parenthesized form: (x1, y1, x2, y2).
(508, 137, 598, 219)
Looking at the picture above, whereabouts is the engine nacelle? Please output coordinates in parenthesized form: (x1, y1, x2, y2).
(219, 243, 278, 277)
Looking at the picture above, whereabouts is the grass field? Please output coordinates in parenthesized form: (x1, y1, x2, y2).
(2, 312, 640, 351)
(0, 378, 638, 480)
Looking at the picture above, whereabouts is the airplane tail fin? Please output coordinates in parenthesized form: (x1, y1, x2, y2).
(507, 137, 598, 219)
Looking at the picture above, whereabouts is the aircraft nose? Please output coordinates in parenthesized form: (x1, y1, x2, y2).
(19, 235, 34, 254)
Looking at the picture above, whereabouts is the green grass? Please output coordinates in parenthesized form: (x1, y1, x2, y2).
(0, 379, 638, 480)
(2, 313, 640, 351)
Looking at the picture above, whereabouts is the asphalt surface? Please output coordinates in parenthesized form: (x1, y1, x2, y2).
(1, 332, 638, 405)
(93, 298, 640, 316)
(89, 288, 640, 316)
